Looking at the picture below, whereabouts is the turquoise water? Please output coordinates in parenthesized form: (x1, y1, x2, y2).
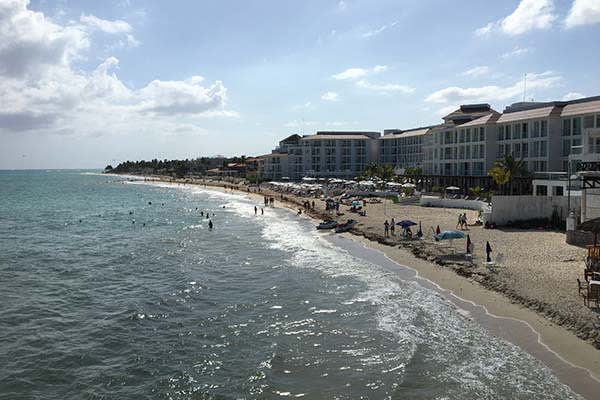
(0, 170, 581, 399)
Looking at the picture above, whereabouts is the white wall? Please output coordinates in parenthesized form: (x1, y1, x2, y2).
(419, 196, 488, 211)
(488, 195, 579, 225)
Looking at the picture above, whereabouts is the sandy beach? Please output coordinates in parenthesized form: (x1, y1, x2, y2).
(120, 174, 600, 393)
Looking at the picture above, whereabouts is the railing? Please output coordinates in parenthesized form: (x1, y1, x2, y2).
(587, 245, 600, 260)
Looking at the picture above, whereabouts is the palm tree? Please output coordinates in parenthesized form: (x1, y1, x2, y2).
(488, 154, 528, 194)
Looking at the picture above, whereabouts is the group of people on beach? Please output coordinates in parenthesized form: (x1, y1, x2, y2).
(263, 196, 275, 207)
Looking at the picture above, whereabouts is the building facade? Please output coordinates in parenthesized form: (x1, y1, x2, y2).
(260, 96, 600, 181)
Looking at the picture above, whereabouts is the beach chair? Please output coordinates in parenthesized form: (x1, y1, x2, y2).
(484, 252, 504, 267)
(580, 280, 600, 308)
(465, 243, 475, 260)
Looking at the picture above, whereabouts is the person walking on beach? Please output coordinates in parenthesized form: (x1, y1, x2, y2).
(312, 200, 315, 209)
(261, 208, 264, 215)
(456, 213, 462, 229)
(384, 220, 390, 237)
(390, 218, 395, 235)
(462, 213, 469, 230)
(254, 206, 258, 215)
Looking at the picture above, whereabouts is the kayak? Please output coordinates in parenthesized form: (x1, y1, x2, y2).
(317, 220, 338, 230)
(335, 219, 357, 233)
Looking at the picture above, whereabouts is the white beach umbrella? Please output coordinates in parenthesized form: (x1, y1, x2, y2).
(401, 183, 416, 188)
(445, 186, 460, 191)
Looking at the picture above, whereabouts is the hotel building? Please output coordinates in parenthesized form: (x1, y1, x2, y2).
(259, 96, 600, 182)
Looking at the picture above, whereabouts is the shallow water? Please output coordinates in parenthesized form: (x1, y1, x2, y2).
(0, 171, 582, 399)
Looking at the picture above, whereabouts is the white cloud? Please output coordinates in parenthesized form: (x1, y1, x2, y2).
(361, 21, 397, 38)
(337, 0, 347, 12)
(565, 0, 600, 28)
(355, 80, 415, 94)
(475, 22, 495, 36)
(562, 92, 585, 101)
(80, 14, 140, 48)
(425, 71, 562, 104)
(332, 65, 387, 80)
(500, 46, 531, 59)
(476, 0, 556, 36)
(461, 66, 490, 78)
(321, 91, 340, 101)
(80, 14, 132, 34)
(0, 0, 89, 78)
(0, 1, 234, 135)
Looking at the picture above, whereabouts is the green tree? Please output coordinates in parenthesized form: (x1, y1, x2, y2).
(469, 186, 484, 199)
(488, 154, 528, 194)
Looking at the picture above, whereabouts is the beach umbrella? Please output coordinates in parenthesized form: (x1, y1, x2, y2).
(397, 220, 417, 229)
(436, 230, 466, 241)
(580, 217, 600, 245)
(486, 241, 493, 262)
(466, 234, 472, 254)
(401, 182, 416, 188)
(446, 186, 460, 191)
(436, 225, 441, 235)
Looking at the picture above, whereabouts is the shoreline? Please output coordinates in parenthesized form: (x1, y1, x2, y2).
(110, 173, 600, 397)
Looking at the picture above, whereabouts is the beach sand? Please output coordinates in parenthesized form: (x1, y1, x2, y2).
(121, 175, 600, 396)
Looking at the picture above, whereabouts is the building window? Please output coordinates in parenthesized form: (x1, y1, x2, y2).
(522, 142, 528, 158)
(597, 114, 600, 128)
(563, 119, 571, 136)
(573, 117, 582, 135)
(514, 143, 521, 158)
(513, 124, 521, 139)
(522, 122, 528, 139)
(541, 120, 548, 137)
(536, 185, 548, 196)
(466, 128, 471, 142)
(532, 141, 540, 157)
(479, 127, 485, 141)
(498, 126, 505, 141)
(498, 144, 505, 157)
(584, 115, 594, 129)
(532, 121, 540, 138)
(506, 125, 512, 140)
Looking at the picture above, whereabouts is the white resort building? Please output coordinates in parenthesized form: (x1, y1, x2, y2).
(259, 96, 600, 187)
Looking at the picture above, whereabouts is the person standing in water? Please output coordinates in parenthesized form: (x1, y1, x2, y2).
(254, 206, 258, 215)
(261, 208, 264, 215)
(208, 219, 213, 229)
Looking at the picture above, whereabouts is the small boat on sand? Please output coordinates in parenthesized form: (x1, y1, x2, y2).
(335, 219, 357, 233)
(317, 220, 338, 230)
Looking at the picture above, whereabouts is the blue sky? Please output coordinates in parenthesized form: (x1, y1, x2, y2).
(1, 0, 600, 168)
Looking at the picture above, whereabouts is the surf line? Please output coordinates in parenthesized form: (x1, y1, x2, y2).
(336, 234, 600, 387)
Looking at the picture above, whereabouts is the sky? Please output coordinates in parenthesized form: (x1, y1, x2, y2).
(1, 0, 600, 169)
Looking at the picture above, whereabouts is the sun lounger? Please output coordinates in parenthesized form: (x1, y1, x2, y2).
(484, 252, 504, 267)
(590, 281, 600, 308)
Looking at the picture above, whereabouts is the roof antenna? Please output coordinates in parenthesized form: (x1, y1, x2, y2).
(523, 73, 527, 102)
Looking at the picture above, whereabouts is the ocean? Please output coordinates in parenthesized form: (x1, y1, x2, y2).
(0, 170, 582, 399)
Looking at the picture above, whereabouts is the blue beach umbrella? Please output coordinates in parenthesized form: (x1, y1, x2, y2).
(396, 220, 417, 229)
(436, 230, 466, 241)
